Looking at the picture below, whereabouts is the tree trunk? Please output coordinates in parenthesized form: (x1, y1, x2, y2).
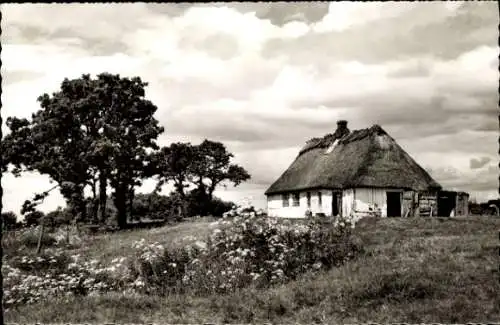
(173, 181, 188, 218)
(127, 185, 135, 222)
(98, 171, 107, 224)
(91, 199, 99, 224)
(208, 184, 217, 204)
(75, 186, 88, 224)
(114, 180, 128, 229)
(116, 203, 127, 229)
(195, 178, 208, 216)
(91, 179, 99, 224)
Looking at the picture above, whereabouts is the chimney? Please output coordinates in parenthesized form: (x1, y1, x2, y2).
(337, 120, 347, 129)
(335, 120, 350, 138)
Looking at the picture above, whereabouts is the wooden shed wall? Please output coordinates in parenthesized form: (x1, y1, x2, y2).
(455, 193, 469, 216)
(418, 191, 438, 217)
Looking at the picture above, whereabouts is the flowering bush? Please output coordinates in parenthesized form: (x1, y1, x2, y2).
(3, 250, 136, 309)
(52, 226, 84, 246)
(127, 213, 361, 295)
(9, 250, 71, 274)
(3, 209, 362, 309)
(206, 214, 360, 289)
(222, 200, 266, 218)
(127, 239, 195, 294)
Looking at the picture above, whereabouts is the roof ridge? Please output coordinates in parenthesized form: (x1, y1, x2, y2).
(299, 124, 386, 155)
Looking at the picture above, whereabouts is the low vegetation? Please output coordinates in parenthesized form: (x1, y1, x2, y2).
(3, 211, 358, 310)
(3, 213, 499, 323)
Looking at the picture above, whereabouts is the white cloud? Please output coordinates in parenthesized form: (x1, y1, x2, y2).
(313, 2, 419, 33)
(1, 3, 151, 43)
(2, 44, 79, 73)
(433, 45, 498, 97)
(1, 172, 63, 217)
(281, 21, 310, 38)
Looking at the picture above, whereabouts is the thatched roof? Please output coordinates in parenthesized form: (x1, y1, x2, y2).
(265, 124, 442, 195)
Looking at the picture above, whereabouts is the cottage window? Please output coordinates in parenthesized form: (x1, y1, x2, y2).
(307, 192, 311, 208)
(292, 193, 300, 206)
(318, 191, 322, 207)
(282, 194, 290, 207)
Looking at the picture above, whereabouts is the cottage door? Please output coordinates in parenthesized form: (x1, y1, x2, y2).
(337, 192, 343, 217)
(437, 192, 457, 217)
(331, 191, 342, 217)
(386, 192, 402, 217)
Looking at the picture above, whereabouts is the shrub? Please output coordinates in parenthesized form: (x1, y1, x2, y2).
(23, 211, 45, 227)
(52, 226, 84, 246)
(3, 252, 128, 308)
(127, 239, 196, 295)
(132, 193, 173, 221)
(2, 211, 20, 230)
(207, 196, 235, 217)
(9, 251, 71, 274)
(128, 213, 362, 295)
(3, 230, 24, 255)
(18, 226, 57, 249)
(3, 226, 63, 256)
(44, 208, 72, 230)
(183, 190, 235, 218)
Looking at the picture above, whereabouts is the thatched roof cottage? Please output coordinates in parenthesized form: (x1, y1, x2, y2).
(265, 120, 443, 218)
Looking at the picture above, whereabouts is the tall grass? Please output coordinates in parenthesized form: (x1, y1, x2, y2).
(3, 213, 360, 311)
(4, 216, 500, 323)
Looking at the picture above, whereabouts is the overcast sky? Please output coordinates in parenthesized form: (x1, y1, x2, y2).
(1, 2, 498, 216)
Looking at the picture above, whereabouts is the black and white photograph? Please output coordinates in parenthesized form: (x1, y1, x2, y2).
(1, 2, 499, 323)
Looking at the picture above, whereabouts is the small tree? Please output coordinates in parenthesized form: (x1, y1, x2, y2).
(45, 207, 72, 228)
(154, 139, 250, 217)
(154, 143, 197, 200)
(24, 210, 45, 228)
(1, 211, 19, 230)
(190, 140, 251, 215)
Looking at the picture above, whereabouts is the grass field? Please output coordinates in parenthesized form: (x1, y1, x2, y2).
(68, 218, 216, 263)
(4, 216, 500, 323)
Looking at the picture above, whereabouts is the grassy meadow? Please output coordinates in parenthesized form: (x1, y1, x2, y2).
(4, 215, 499, 323)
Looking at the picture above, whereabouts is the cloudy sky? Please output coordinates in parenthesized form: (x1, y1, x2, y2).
(1, 2, 498, 216)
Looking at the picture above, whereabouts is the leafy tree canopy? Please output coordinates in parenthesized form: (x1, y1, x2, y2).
(1, 211, 19, 230)
(154, 139, 251, 216)
(3, 73, 164, 228)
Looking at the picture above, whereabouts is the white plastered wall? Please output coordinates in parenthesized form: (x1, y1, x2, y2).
(266, 189, 333, 218)
(351, 188, 404, 217)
